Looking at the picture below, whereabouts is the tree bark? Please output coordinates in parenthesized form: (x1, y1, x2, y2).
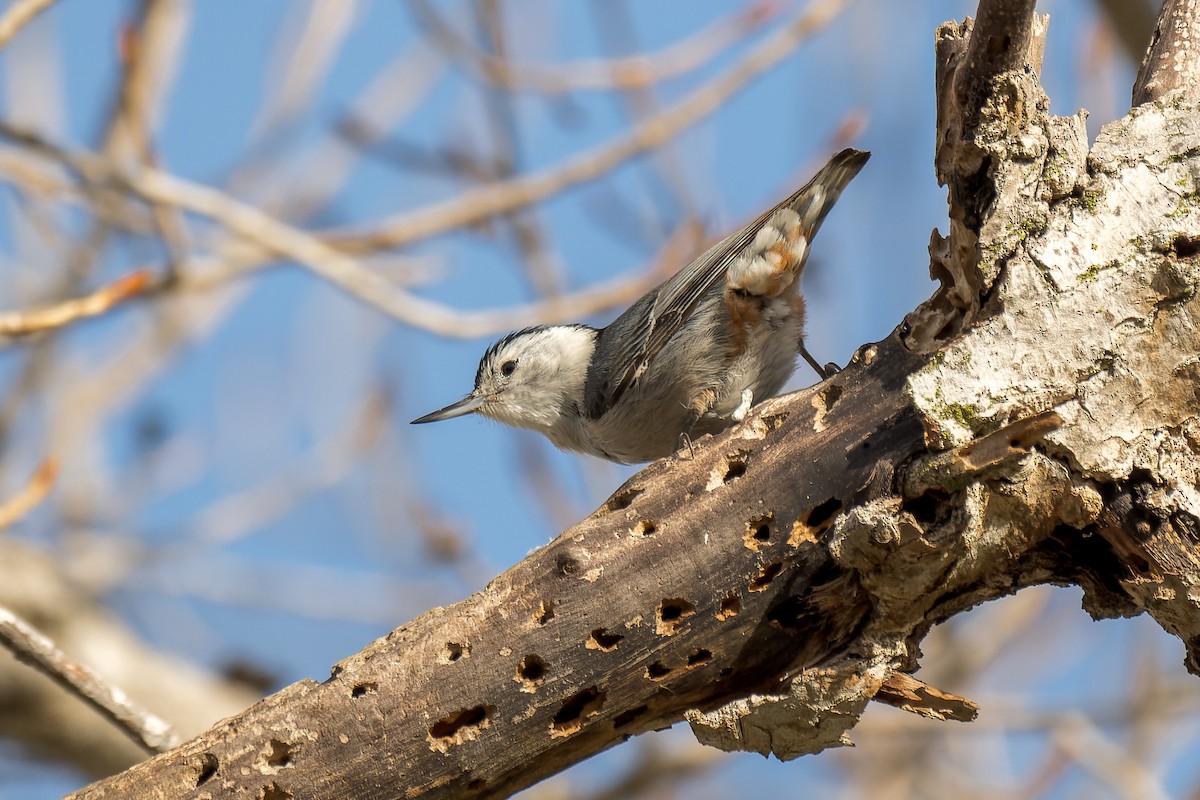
(68, 2, 1200, 799)
(1132, 0, 1200, 106)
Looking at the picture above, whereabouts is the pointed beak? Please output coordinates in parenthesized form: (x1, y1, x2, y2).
(411, 392, 485, 424)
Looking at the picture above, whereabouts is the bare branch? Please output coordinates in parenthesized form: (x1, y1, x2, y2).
(0, 458, 56, 529)
(0, 123, 702, 338)
(1132, 0, 1200, 106)
(0, 270, 150, 338)
(0, 604, 178, 754)
(0, 0, 59, 50)
(409, 0, 781, 94)
(324, 0, 852, 254)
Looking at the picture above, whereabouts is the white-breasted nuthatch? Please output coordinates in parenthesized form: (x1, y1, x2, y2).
(412, 148, 869, 463)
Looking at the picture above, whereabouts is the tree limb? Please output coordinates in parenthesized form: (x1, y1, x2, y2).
(0, 605, 178, 754)
(0, 270, 149, 339)
(0, 0, 59, 50)
(1133, 0, 1200, 106)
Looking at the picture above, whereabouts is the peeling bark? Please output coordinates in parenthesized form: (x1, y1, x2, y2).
(68, 4, 1200, 800)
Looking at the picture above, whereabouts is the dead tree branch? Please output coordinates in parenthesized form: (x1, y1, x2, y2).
(0, 605, 178, 754)
(0, 0, 59, 50)
(1133, 0, 1200, 106)
(0, 270, 149, 339)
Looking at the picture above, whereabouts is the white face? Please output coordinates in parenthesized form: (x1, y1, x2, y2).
(472, 326, 597, 432)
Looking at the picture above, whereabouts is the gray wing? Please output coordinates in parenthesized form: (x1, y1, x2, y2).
(585, 148, 870, 418)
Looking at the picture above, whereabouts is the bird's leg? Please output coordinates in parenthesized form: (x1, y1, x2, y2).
(800, 342, 839, 380)
(677, 406, 703, 458)
(677, 431, 695, 459)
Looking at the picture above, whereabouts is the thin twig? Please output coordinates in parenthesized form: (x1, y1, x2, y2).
(589, 0, 700, 221)
(250, 0, 357, 141)
(1050, 712, 1173, 800)
(107, 0, 193, 281)
(0, 0, 59, 50)
(325, 0, 852, 254)
(0, 459, 57, 529)
(409, 0, 782, 94)
(0, 270, 150, 337)
(0, 0, 846, 338)
(471, 0, 565, 298)
(0, 604, 178, 754)
(1, 121, 706, 337)
(130, 163, 675, 337)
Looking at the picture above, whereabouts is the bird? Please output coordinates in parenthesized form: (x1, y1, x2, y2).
(412, 148, 870, 464)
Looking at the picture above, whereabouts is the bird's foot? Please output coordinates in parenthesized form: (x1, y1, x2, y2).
(801, 343, 839, 380)
(731, 388, 754, 422)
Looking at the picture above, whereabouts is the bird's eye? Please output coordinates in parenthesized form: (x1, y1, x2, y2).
(500, 359, 518, 377)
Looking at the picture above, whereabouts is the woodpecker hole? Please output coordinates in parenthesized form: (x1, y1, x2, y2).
(350, 681, 377, 699)
(749, 561, 784, 592)
(687, 648, 712, 668)
(806, 497, 842, 528)
(717, 594, 741, 620)
(550, 687, 606, 738)
(428, 705, 494, 750)
(632, 519, 657, 537)
(707, 450, 751, 490)
(655, 598, 696, 635)
(261, 782, 293, 800)
(263, 739, 293, 770)
(723, 453, 748, 483)
(516, 654, 548, 691)
(743, 513, 774, 550)
(767, 594, 810, 631)
(557, 554, 580, 576)
(194, 753, 219, 787)
(1173, 234, 1200, 259)
(799, 497, 842, 538)
(646, 661, 673, 681)
(718, 667, 733, 679)
(603, 485, 643, 513)
(613, 705, 649, 729)
(534, 600, 555, 625)
(901, 491, 941, 524)
(587, 628, 624, 651)
(812, 383, 842, 431)
(761, 412, 788, 431)
(441, 641, 468, 664)
(821, 383, 843, 410)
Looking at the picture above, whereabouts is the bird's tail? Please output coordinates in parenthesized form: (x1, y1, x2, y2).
(787, 148, 870, 243)
(723, 148, 869, 301)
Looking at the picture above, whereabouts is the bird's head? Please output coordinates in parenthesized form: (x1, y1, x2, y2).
(411, 325, 597, 434)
